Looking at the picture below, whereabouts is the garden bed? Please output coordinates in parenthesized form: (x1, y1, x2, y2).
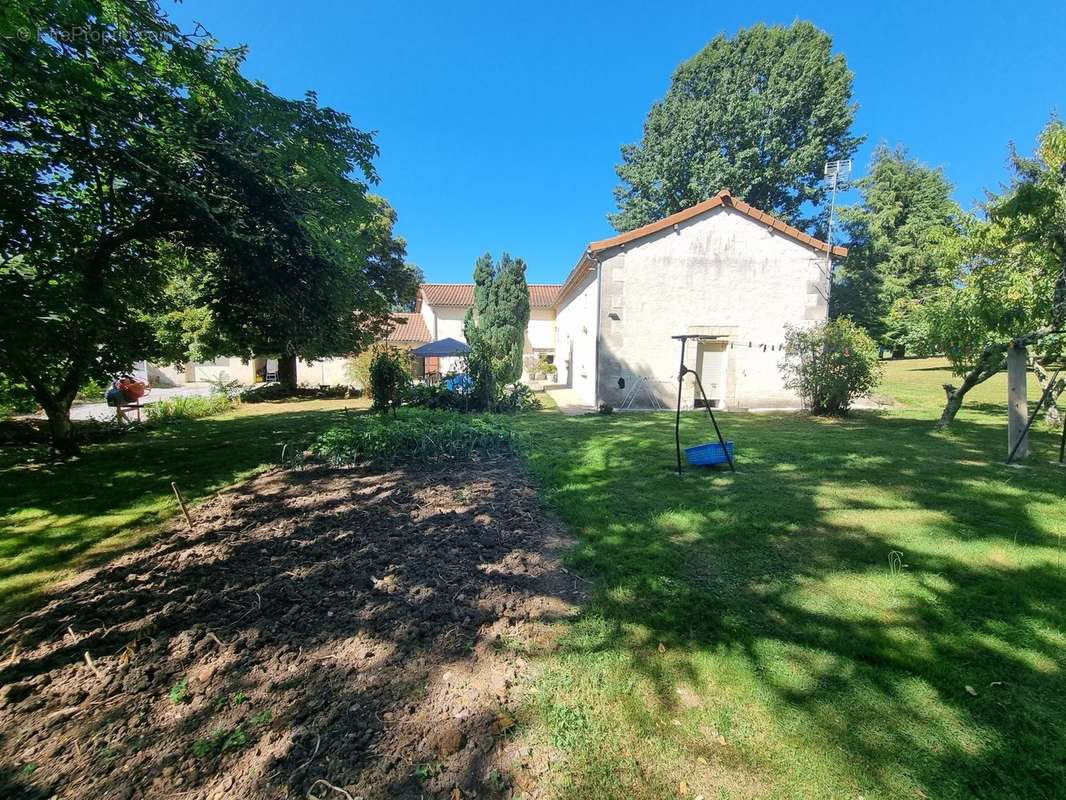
(0, 456, 581, 799)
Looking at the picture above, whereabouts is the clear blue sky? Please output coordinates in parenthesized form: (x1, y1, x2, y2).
(166, 1, 1065, 285)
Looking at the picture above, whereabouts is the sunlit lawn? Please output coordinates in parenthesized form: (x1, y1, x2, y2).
(511, 358, 1066, 800)
(0, 397, 365, 621)
(2, 360, 1064, 799)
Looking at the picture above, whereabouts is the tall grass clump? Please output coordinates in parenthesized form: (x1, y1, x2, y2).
(312, 409, 519, 468)
(145, 394, 234, 423)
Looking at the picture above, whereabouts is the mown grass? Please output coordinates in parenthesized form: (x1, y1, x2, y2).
(0, 397, 367, 620)
(511, 358, 1066, 800)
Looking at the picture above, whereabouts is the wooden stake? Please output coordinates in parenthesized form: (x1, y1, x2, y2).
(1007, 343, 1030, 461)
(171, 481, 194, 530)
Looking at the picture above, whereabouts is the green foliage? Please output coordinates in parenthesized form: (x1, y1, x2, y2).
(611, 21, 861, 232)
(497, 383, 542, 412)
(77, 380, 107, 402)
(779, 318, 882, 415)
(0, 375, 37, 416)
(347, 348, 374, 391)
(312, 409, 519, 468)
(368, 346, 411, 413)
(463, 252, 531, 406)
(909, 119, 1066, 383)
(238, 383, 357, 403)
(207, 375, 244, 399)
(406, 383, 468, 411)
(0, 0, 414, 452)
(831, 144, 964, 347)
(414, 761, 444, 780)
(191, 727, 248, 759)
(169, 678, 190, 705)
(145, 394, 234, 424)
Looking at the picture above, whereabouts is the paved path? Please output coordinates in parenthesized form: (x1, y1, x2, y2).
(60, 385, 213, 422)
(545, 387, 594, 416)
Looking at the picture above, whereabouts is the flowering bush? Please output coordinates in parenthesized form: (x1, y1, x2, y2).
(779, 319, 882, 416)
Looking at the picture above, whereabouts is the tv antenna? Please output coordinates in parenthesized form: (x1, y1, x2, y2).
(823, 159, 852, 302)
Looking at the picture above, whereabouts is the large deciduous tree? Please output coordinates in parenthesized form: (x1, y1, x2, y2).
(610, 21, 861, 233)
(0, 0, 414, 453)
(830, 144, 963, 352)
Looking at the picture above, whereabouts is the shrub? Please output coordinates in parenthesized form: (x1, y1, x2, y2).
(369, 346, 411, 413)
(207, 375, 244, 399)
(0, 375, 37, 416)
(498, 383, 542, 412)
(536, 354, 557, 380)
(77, 379, 106, 402)
(779, 318, 882, 416)
(346, 349, 373, 391)
(406, 383, 468, 411)
(145, 393, 234, 423)
(312, 409, 519, 468)
(239, 383, 359, 403)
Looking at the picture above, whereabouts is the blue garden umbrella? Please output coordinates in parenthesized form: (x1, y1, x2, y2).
(409, 337, 471, 357)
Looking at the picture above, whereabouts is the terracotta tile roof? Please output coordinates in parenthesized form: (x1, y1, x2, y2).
(557, 190, 848, 306)
(588, 190, 848, 257)
(528, 284, 561, 307)
(419, 283, 561, 308)
(386, 312, 430, 343)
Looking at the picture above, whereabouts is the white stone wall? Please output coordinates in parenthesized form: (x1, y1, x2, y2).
(524, 308, 556, 351)
(553, 268, 600, 405)
(432, 306, 468, 343)
(297, 357, 351, 387)
(595, 206, 828, 410)
(147, 363, 190, 387)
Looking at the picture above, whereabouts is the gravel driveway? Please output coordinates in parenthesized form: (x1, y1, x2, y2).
(62, 384, 213, 422)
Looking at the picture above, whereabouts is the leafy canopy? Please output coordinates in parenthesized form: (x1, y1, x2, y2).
(909, 119, 1066, 378)
(0, 0, 414, 448)
(611, 21, 861, 233)
(831, 144, 964, 345)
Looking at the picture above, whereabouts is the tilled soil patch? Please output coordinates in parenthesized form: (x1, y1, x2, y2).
(0, 456, 583, 799)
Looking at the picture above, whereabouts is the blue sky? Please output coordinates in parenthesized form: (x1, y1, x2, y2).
(166, 1, 1065, 285)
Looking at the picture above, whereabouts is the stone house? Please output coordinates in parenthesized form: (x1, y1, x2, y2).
(149, 191, 844, 407)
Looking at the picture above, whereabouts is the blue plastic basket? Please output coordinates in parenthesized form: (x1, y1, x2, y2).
(684, 441, 735, 466)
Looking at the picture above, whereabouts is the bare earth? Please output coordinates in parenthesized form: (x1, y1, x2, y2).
(0, 456, 582, 799)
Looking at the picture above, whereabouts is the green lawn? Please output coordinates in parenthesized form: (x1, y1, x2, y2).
(0, 398, 362, 621)
(2, 361, 1064, 799)
(511, 359, 1066, 800)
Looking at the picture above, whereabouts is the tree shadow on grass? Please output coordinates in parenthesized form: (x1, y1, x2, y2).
(0, 404, 361, 621)
(514, 408, 1066, 799)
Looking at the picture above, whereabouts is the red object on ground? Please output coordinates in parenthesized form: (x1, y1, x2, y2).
(118, 378, 147, 402)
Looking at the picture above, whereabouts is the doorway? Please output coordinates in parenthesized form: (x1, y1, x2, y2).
(695, 342, 726, 408)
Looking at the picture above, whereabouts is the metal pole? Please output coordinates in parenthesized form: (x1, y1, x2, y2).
(825, 172, 837, 304)
(1060, 417, 1066, 464)
(675, 337, 686, 476)
(691, 373, 735, 472)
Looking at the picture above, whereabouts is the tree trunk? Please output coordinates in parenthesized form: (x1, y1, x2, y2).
(278, 354, 298, 392)
(1034, 360, 1064, 429)
(937, 362, 1000, 428)
(40, 396, 79, 456)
